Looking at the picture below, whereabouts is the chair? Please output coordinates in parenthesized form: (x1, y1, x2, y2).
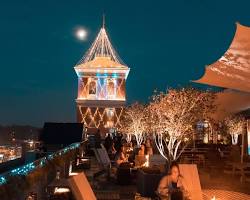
(179, 164, 203, 200)
(97, 148, 111, 168)
(92, 148, 111, 179)
(68, 172, 96, 200)
(100, 143, 115, 165)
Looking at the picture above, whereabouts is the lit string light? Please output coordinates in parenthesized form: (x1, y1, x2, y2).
(74, 18, 129, 130)
(0, 142, 81, 185)
(78, 106, 123, 128)
(76, 23, 125, 65)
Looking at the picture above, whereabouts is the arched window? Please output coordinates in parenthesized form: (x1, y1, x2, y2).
(107, 79, 115, 98)
(106, 108, 115, 119)
(105, 108, 115, 128)
(89, 80, 96, 95)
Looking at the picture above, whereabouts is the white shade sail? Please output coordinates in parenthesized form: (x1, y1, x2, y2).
(194, 23, 250, 93)
(213, 89, 250, 120)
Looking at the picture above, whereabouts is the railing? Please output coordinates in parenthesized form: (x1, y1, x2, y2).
(0, 141, 85, 185)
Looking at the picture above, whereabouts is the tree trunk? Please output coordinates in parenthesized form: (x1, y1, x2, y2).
(232, 134, 239, 145)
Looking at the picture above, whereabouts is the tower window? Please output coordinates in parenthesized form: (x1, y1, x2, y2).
(107, 79, 115, 98)
(89, 80, 97, 95)
(106, 108, 115, 118)
(105, 108, 115, 128)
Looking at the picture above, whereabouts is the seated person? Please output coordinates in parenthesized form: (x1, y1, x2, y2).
(157, 162, 190, 200)
(128, 141, 133, 148)
(145, 139, 153, 155)
(138, 144, 146, 156)
(104, 133, 113, 151)
(125, 141, 133, 152)
(115, 145, 128, 166)
(108, 142, 117, 160)
(134, 144, 147, 166)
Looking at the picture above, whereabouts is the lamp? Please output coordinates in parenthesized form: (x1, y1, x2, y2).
(54, 187, 70, 194)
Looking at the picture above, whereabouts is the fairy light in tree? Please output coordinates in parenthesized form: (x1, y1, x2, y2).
(224, 115, 246, 145)
(120, 102, 147, 147)
(148, 88, 216, 163)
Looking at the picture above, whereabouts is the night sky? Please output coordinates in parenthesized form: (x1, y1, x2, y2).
(0, 0, 250, 126)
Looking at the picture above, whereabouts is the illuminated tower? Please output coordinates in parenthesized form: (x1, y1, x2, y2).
(74, 20, 130, 133)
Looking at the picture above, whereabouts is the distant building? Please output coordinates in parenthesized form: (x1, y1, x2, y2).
(40, 122, 83, 150)
(74, 20, 130, 134)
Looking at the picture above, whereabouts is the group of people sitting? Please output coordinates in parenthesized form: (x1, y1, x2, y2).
(103, 133, 154, 167)
(102, 133, 190, 199)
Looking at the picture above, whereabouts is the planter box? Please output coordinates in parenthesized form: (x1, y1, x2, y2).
(117, 164, 132, 185)
(136, 168, 164, 198)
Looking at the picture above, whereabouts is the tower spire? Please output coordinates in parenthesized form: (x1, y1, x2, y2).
(102, 14, 105, 28)
(76, 15, 126, 65)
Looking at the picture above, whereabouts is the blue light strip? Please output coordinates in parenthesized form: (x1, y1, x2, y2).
(0, 142, 81, 185)
(11, 163, 35, 176)
(0, 176, 6, 185)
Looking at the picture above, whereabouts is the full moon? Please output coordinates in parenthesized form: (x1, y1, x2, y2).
(76, 28, 87, 40)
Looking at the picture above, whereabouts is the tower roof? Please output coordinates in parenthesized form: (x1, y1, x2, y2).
(76, 21, 126, 67)
(76, 56, 127, 69)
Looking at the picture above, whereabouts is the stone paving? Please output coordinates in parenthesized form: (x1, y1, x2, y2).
(202, 189, 250, 200)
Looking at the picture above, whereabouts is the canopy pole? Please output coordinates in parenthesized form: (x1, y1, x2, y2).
(241, 129, 245, 163)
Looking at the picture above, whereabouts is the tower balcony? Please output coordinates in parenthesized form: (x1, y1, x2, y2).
(76, 99, 126, 107)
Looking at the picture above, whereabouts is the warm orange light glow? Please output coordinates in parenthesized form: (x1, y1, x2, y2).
(69, 172, 79, 176)
(54, 187, 70, 194)
(74, 23, 129, 130)
(144, 155, 149, 167)
(78, 106, 124, 128)
(77, 97, 125, 101)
